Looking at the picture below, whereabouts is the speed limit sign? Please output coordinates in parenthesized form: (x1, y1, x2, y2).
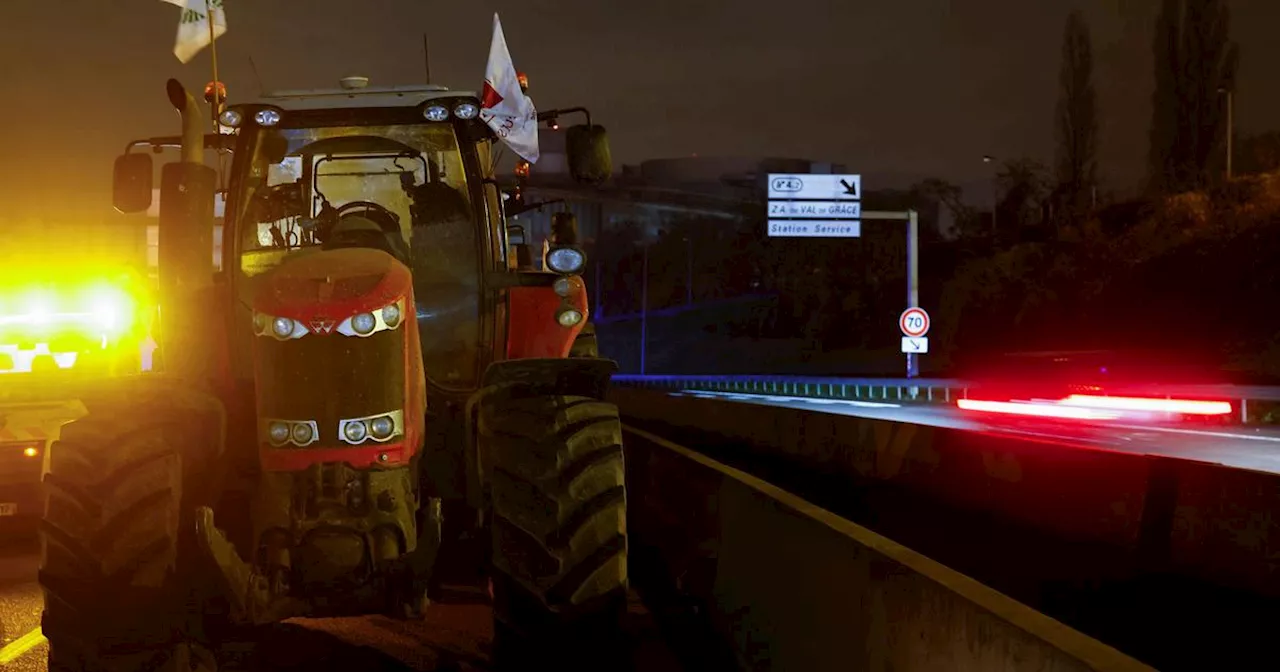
(899, 307, 930, 338)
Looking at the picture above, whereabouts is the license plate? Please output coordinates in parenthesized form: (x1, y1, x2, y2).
(0, 503, 16, 516)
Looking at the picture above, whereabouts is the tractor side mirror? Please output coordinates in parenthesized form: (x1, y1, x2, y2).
(113, 153, 154, 214)
(565, 124, 612, 185)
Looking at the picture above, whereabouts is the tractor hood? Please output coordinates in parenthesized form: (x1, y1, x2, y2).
(252, 247, 412, 322)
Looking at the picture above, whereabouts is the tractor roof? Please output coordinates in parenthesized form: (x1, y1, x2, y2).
(252, 78, 477, 111)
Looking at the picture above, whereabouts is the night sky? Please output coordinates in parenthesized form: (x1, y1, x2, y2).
(0, 0, 1276, 221)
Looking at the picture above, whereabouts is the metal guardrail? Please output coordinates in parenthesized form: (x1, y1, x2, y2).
(611, 374, 970, 403)
(610, 374, 1280, 424)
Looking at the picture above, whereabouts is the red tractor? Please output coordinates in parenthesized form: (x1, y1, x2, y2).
(39, 75, 626, 671)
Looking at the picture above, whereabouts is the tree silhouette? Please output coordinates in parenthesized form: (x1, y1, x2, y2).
(1147, 0, 1238, 193)
(1054, 9, 1098, 220)
(995, 158, 1051, 241)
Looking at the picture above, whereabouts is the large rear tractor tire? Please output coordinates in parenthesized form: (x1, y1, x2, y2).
(568, 322, 598, 359)
(483, 394, 629, 670)
(39, 380, 223, 672)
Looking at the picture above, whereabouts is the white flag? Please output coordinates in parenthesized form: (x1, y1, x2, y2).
(160, 0, 227, 64)
(479, 14, 539, 164)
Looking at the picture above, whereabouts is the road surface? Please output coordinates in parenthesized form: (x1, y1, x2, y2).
(0, 524, 683, 671)
(671, 389, 1280, 473)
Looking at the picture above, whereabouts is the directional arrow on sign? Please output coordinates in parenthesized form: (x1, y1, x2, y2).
(840, 178, 859, 197)
(901, 337, 929, 354)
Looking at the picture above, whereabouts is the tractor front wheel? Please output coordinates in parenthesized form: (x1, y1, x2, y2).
(39, 380, 223, 672)
(483, 393, 629, 670)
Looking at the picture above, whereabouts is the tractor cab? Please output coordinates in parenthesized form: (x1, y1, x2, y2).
(112, 77, 608, 391)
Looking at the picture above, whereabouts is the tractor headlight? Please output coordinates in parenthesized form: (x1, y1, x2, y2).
(453, 102, 479, 119)
(219, 109, 243, 128)
(272, 317, 294, 338)
(290, 422, 314, 445)
(337, 298, 406, 337)
(381, 303, 401, 328)
(423, 105, 450, 121)
(254, 108, 282, 126)
(557, 308, 584, 327)
(338, 410, 404, 445)
(369, 415, 395, 439)
(552, 276, 582, 298)
(343, 420, 368, 443)
(264, 419, 319, 447)
(351, 312, 377, 336)
(546, 247, 585, 275)
(253, 311, 306, 340)
(268, 421, 290, 445)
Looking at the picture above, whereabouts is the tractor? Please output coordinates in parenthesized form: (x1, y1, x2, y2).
(38, 74, 626, 671)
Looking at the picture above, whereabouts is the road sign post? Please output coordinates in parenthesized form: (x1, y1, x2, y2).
(861, 210, 923, 379)
(766, 175, 921, 379)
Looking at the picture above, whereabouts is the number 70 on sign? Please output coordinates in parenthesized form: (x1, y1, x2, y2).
(899, 307, 930, 337)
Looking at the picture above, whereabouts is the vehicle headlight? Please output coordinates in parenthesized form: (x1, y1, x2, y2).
(85, 286, 134, 332)
(254, 108, 282, 126)
(339, 410, 403, 445)
(252, 311, 306, 340)
(351, 312, 376, 336)
(423, 105, 449, 121)
(272, 317, 294, 338)
(264, 419, 319, 447)
(453, 102, 479, 119)
(219, 109, 243, 128)
(557, 308, 583, 327)
(546, 247, 585, 274)
(369, 415, 395, 439)
(337, 298, 406, 337)
(290, 422, 314, 445)
(552, 276, 581, 298)
(381, 303, 401, 328)
(343, 420, 368, 443)
(268, 421, 290, 445)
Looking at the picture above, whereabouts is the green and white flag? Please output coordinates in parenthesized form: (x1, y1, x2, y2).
(160, 0, 227, 63)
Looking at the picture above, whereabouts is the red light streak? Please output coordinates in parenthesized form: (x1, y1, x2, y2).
(1060, 395, 1232, 416)
(956, 398, 1120, 420)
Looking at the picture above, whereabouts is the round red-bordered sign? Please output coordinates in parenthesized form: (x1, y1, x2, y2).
(899, 307, 930, 338)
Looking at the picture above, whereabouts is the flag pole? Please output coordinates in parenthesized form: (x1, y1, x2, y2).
(205, 0, 221, 133)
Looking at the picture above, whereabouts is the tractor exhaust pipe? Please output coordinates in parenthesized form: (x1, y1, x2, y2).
(156, 78, 218, 381)
(168, 79, 206, 166)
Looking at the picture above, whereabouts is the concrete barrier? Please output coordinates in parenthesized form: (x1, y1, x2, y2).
(612, 387, 1280, 602)
(624, 424, 1153, 672)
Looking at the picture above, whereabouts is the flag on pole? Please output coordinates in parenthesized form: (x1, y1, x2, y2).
(160, 0, 227, 63)
(479, 13, 539, 163)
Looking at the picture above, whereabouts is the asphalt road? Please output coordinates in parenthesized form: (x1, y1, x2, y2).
(672, 389, 1280, 474)
(0, 525, 683, 671)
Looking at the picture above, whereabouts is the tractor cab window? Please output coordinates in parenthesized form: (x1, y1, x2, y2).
(232, 122, 486, 389)
(237, 124, 471, 275)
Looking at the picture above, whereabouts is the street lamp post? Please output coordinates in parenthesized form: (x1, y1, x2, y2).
(639, 243, 649, 375)
(982, 154, 998, 235)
